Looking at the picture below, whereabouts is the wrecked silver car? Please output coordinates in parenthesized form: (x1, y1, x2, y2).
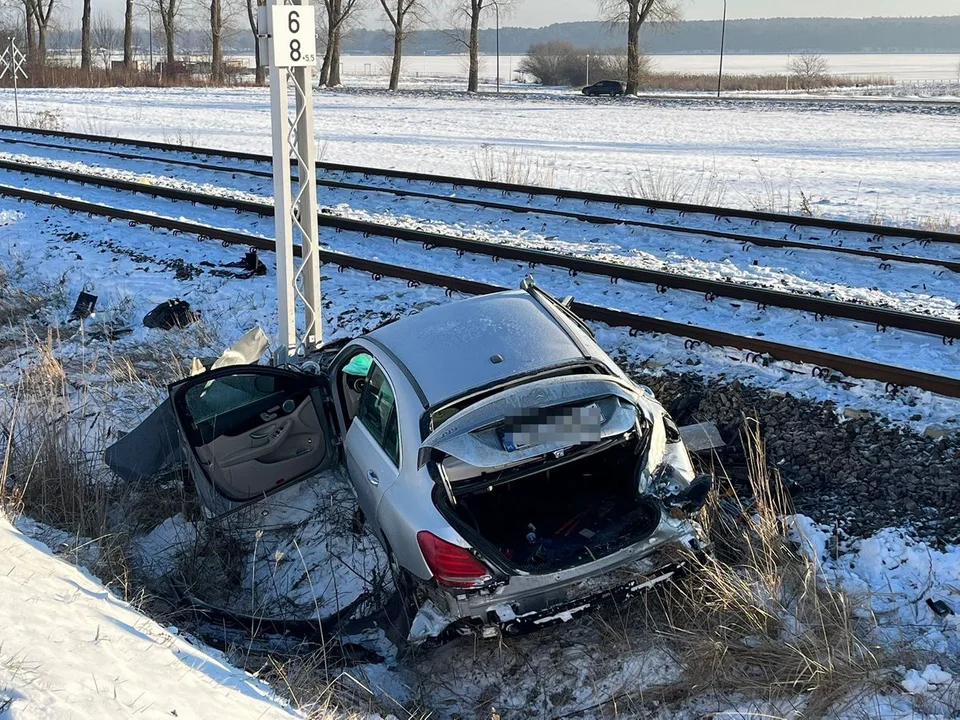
(108, 279, 710, 640)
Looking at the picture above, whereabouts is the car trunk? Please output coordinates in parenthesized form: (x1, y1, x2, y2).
(440, 438, 661, 573)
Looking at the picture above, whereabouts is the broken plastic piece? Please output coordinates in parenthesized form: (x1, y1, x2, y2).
(679, 422, 725, 454)
(926, 598, 954, 617)
(408, 600, 455, 644)
(69, 291, 97, 322)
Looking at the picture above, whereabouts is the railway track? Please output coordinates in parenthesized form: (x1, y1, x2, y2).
(2, 156, 958, 341)
(1, 182, 958, 400)
(0, 124, 957, 274)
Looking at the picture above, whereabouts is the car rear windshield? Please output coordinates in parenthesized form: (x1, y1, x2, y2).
(428, 363, 603, 431)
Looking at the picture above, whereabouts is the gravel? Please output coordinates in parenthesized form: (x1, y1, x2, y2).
(621, 359, 960, 546)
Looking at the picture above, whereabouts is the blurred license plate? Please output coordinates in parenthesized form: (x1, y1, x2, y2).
(499, 403, 604, 452)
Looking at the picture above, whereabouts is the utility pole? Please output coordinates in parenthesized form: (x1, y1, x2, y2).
(259, 0, 321, 360)
(716, 0, 726, 98)
(491, 0, 500, 93)
(148, 11, 154, 72)
(586, 53, 590, 86)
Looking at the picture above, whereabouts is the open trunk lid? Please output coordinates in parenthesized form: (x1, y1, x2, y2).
(418, 376, 649, 476)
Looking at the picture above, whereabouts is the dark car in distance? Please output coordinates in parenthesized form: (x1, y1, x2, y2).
(582, 80, 627, 97)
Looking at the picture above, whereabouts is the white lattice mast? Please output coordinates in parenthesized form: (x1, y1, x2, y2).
(260, 0, 320, 361)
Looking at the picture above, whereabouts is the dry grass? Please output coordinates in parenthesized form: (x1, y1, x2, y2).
(471, 145, 557, 187)
(625, 161, 728, 206)
(0, 64, 242, 89)
(261, 654, 417, 719)
(646, 419, 892, 717)
(645, 72, 895, 93)
(0, 265, 46, 327)
(0, 332, 189, 603)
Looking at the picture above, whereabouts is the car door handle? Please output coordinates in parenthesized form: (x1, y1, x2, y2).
(366, 470, 379, 486)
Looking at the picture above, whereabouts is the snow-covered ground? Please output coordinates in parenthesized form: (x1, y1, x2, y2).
(0, 85, 958, 717)
(2, 86, 958, 229)
(0, 516, 296, 719)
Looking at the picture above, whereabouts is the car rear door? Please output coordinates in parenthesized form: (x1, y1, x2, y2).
(342, 360, 402, 540)
(169, 366, 339, 518)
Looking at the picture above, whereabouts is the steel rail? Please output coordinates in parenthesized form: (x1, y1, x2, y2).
(2, 157, 958, 341)
(1, 122, 959, 247)
(1, 134, 957, 275)
(0, 182, 957, 399)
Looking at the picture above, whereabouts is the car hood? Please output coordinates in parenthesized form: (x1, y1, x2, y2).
(418, 376, 652, 473)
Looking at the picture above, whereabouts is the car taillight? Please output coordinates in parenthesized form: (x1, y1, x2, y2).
(417, 531, 492, 589)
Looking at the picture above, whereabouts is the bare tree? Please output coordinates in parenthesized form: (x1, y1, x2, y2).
(244, 0, 265, 84)
(80, 0, 91, 70)
(519, 40, 579, 86)
(520, 43, 643, 87)
(377, 0, 428, 91)
(204, 0, 242, 83)
(210, 0, 223, 81)
(123, 0, 135, 68)
(449, 0, 517, 93)
(155, 0, 183, 68)
(597, 0, 681, 95)
(319, 0, 361, 87)
(29, 0, 55, 63)
(788, 53, 829, 89)
(92, 11, 122, 69)
(22, 0, 36, 62)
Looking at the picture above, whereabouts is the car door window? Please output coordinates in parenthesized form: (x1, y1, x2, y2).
(182, 372, 309, 444)
(357, 364, 400, 467)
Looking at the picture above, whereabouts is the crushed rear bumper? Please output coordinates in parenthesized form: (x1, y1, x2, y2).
(411, 533, 704, 644)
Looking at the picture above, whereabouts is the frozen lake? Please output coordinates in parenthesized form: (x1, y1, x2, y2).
(338, 53, 960, 83)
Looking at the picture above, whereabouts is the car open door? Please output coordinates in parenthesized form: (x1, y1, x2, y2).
(169, 366, 339, 518)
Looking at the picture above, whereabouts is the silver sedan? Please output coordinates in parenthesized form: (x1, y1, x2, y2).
(163, 279, 711, 640)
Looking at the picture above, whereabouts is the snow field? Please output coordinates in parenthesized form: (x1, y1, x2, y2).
(0, 85, 958, 717)
(0, 197, 957, 717)
(0, 86, 958, 229)
(0, 516, 296, 719)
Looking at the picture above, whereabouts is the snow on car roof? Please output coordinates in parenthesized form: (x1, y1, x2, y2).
(365, 290, 588, 406)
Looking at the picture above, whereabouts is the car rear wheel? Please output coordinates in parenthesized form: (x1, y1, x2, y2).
(383, 548, 420, 647)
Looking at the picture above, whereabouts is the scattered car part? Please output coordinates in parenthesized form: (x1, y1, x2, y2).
(69, 291, 97, 322)
(143, 299, 200, 330)
(104, 399, 184, 483)
(926, 598, 954, 617)
(679, 421, 726, 455)
(189, 326, 270, 376)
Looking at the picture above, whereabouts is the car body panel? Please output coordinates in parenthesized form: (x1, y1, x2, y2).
(424, 525, 700, 633)
(364, 291, 588, 407)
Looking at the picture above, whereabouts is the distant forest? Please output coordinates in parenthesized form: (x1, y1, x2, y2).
(337, 16, 960, 56)
(47, 15, 960, 57)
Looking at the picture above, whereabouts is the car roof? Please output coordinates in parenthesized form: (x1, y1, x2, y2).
(364, 290, 588, 406)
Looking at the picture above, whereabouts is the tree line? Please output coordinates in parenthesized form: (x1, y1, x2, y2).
(4, 2, 955, 91)
(1, 0, 680, 93)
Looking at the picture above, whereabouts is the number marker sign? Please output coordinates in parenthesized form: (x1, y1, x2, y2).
(270, 5, 317, 68)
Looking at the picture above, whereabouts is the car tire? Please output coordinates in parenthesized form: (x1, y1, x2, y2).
(383, 549, 420, 648)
